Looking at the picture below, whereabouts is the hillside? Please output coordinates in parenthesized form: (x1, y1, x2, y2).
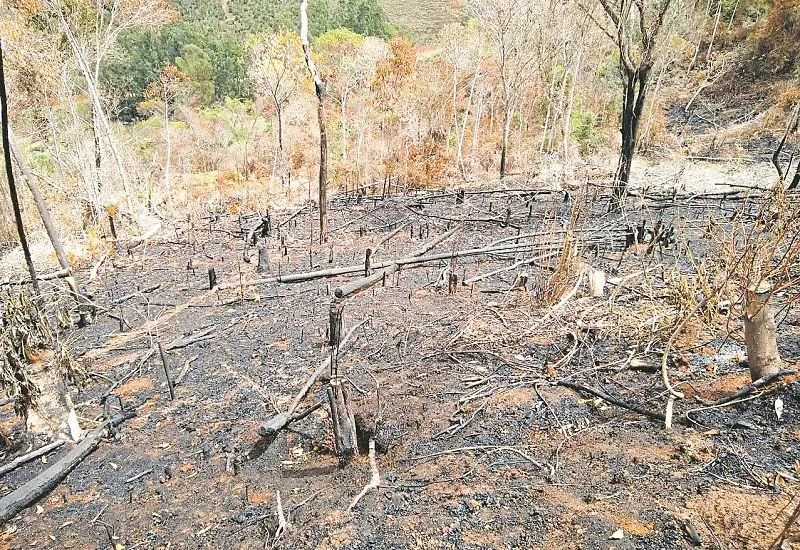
(378, 0, 464, 41)
(2, 1, 800, 547)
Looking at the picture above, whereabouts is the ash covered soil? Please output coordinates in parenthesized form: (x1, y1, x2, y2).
(1, 185, 799, 549)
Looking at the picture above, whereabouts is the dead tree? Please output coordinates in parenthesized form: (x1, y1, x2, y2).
(327, 298, 358, 460)
(300, 0, 329, 242)
(7, 129, 91, 323)
(592, 0, 677, 205)
(772, 102, 800, 190)
(0, 40, 38, 293)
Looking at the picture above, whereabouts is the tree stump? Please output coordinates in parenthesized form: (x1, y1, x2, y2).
(588, 268, 606, 297)
(257, 247, 270, 273)
(364, 248, 372, 277)
(744, 281, 783, 381)
(327, 299, 358, 461)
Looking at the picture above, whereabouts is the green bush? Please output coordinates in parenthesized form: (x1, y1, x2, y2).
(570, 105, 606, 155)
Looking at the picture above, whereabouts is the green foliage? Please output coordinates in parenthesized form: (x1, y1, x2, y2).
(315, 27, 364, 51)
(380, 0, 461, 42)
(101, 22, 250, 120)
(570, 105, 605, 155)
(176, 44, 215, 104)
(101, 0, 391, 120)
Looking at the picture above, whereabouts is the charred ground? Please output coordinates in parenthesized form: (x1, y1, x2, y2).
(1, 183, 799, 549)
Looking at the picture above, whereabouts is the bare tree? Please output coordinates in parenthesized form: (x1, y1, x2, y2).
(470, 0, 541, 179)
(249, 32, 305, 185)
(300, 0, 328, 241)
(44, 0, 175, 225)
(139, 65, 188, 201)
(589, 0, 678, 204)
(440, 22, 488, 179)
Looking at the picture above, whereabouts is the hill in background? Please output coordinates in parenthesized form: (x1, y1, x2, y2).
(378, 0, 464, 42)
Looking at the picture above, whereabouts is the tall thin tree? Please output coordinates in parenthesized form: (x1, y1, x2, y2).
(0, 40, 39, 293)
(300, 0, 329, 242)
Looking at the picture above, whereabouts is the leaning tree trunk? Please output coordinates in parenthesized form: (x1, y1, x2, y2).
(0, 40, 38, 293)
(300, 0, 328, 243)
(743, 281, 783, 381)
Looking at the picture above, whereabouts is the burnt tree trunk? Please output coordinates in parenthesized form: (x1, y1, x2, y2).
(0, 40, 38, 294)
(612, 67, 649, 206)
(300, 0, 328, 243)
(257, 247, 270, 273)
(743, 282, 783, 381)
(327, 298, 358, 461)
(500, 106, 511, 180)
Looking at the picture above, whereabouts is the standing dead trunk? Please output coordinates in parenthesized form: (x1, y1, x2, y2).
(273, 97, 288, 186)
(457, 69, 479, 179)
(341, 95, 348, 164)
(7, 130, 72, 275)
(7, 129, 89, 320)
(0, 40, 38, 293)
(612, 68, 649, 205)
(300, 0, 328, 243)
(743, 282, 783, 381)
(327, 298, 358, 460)
(562, 51, 581, 185)
(500, 105, 512, 179)
(91, 105, 103, 217)
(163, 95, 172, 200)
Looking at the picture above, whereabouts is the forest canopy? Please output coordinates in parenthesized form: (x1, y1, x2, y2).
(102, 0, 392, 120)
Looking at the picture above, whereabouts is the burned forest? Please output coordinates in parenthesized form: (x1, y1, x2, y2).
(2, 0, 800, 548)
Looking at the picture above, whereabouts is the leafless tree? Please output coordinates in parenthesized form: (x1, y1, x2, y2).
(470, 0, 541, 179)
(249, 32, 305, 185)
(300, 0, 328, 241)
(588, 0, 680, 204)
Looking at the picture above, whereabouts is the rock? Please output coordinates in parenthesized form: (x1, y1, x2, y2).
(682, 519, 703, 546)
(609, 529, 624, 540)
(259, 413, 290, 437)
(732, 419, 758, 430)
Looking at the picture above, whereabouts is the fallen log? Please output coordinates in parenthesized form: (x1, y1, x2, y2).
(0, 440, 65, 478)
(164, 326, 216, 351)
(111, 284, 161, 305)
(0, 410, 135, 524)
(277, 207, 307, 228)
(334, 228, 458, 299)
(375, 219, 410, 248)
(223, 240, 549, 291)
(556, 380, 666, 423)
(403, 204, 521, 229)
(127, 220, 162, 250)
(0, 269, 71, 287)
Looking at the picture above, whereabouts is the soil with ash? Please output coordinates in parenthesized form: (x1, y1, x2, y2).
(1, 185, 799, 549)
